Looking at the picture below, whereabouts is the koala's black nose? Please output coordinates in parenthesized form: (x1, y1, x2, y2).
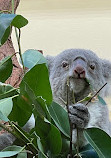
(74, 66, 85, 78)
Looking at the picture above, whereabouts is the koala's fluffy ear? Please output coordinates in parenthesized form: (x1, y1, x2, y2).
(102, 59, 111, 82)
(46, 55, 55, 73)
(102, 59, 111, 96)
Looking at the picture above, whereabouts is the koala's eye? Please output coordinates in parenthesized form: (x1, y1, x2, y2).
(62, 61, 69, 68)
(90, 64, 95, 70)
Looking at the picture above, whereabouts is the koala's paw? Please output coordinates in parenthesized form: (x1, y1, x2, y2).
(69, 103, 89, 129)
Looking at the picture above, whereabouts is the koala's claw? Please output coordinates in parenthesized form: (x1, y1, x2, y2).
(69, 103, 89, 129)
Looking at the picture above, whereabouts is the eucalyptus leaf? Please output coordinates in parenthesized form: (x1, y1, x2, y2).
(9, 64, 52, 126)
(0, 97, 13, 117)
(35, 117, 62, 156)
(38, 151, 48, 158)
(0, 83, 18, 99)
(16, 152, 27, 158)
(49, 102, 70, 138)
(21, 64, 52, 106)
(37, 138, 48, 158)
(22, 49, 47, 69)
(98, 95, 106, 106)
(35, 97, 51, 121)
(0, 110, 9, 122)
(11, 15, 28, 28)
(0, 145, 25, 157)
(47, 124, 62, 155)
(84, 128, 111, 158)
(9, 95, 32, 127)
(80, 144, 99, 158)
(35, 117, 51, 139)
(0, 14, 28, 45)
(0, 56, 13, 82)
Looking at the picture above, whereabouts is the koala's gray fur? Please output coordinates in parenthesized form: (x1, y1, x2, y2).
(0, 49, 111, 151)
(47, 49, 111, 147)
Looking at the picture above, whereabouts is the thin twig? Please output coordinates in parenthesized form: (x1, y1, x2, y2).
(10, 122, 38, 155)
(18, 29, 25, 73)
(86, 82, 107, 106)
(76, 128, 80, 157)
(72, 90, 75, 104)
(15, 28, 25, 74)
(66, 77, 73, 158)
(72, 90, 80, 158)
(59, 97, 67, 105)
(11, 0, 14, 14)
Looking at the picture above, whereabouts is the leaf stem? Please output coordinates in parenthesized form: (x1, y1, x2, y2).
(59, 97, 67, 105)
(72, 90, 80, 158)
(86, 83, 107, 106)
(15, 28, 25, 73)
(66, 77, 73, 158)
(10, 122, 38, 155)
(0, 121, 38, 156)
(11, 0, 14, 14)
(76, 128, 80, 157)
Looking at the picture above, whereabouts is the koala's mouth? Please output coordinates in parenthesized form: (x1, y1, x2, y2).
(69, 77, 90, 100)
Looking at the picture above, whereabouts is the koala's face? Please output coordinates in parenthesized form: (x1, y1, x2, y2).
(47, 49, 109, 102)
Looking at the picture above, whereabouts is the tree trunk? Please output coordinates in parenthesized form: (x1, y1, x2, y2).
(0, 0, 23, 88)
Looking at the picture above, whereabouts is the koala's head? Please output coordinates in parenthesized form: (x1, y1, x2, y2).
(46, 49, 111, 103)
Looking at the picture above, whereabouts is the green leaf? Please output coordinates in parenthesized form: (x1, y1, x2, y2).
(22, 49, 47, 69)
(37, 138, 48, 158)
(0, 83, 18, 99)
(38, 151, 48, 158)
(0, 110, 9, 122)
(21, 64, 52, 106)
(80, 144, 99, 158)
(35, 117, 62, 156)
(49, 102, 70, 138)
(0, 97, 13, 117)
(35, 97, 51, 121)
(0, 145, 25, 157)
(35, 117, 51, 139)
(98, 95, 106, 106)
(9, 64, 52, 126)
(0, 56, 13, 82)
(9, 96, 32, 127)
(84, 128, 111, 158)
(16, 152, 27, 158)
(47, 124, 62, 155)
(0, 14, 28, 45)
(11, 15, 28, 29)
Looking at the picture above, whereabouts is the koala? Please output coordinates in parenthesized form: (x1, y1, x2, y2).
(0, 49, 111, 152)
(46, 49, 111, 147)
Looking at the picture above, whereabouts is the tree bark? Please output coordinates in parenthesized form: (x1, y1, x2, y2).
(0, 0, 23, 88)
